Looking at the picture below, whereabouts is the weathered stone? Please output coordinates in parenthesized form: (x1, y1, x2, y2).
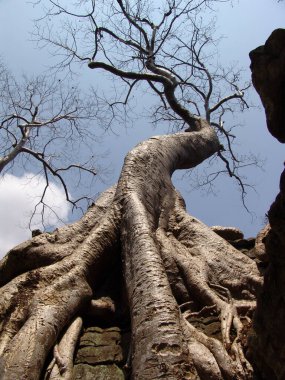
(86, 326, 121, 333)
(250, 29, 285, 143)
(76, 345, 123, 364)
(249, 30, 285, 379)
(75, 326, 123, 365)
(31, 229, 42, 237)
(229, 237, 255, 250)
(74, 363, 124, 380)
(79, 327, 121, 347)
(253, 224, 270, 262)
(248, 194, 285, 379)
(211, 226, 244, 241)
(188, 315, 222, 342)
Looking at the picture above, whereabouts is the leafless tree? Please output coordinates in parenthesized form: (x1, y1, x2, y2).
(34, 0, 256, 197)
(0, 61, 99, 223)
(0, 1, 266, 379)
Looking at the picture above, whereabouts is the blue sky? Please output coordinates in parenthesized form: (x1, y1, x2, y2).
(0, 0, 284, 256)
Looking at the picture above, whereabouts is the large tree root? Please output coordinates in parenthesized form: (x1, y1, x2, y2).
(0, 189, 119, 379)
(154, 193, 262, 379)
(0, 125, 263, 379)
(45, 317, 83, 380)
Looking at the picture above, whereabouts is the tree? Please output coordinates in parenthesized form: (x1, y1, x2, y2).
(0, 61, 98, 224)
(0, 1, 264, 379)
(35, 0, 257, 201)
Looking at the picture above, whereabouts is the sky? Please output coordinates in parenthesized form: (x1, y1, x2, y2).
(0, 173, 70, 254)
(0, 0, 284, 257)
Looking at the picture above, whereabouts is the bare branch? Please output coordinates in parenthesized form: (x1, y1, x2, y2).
(209, 90, 248, 114)
(0, 62, 100, 224)
(34, 0, 256, 201)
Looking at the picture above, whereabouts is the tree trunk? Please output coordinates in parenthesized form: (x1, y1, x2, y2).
(0, 122, 263, 379)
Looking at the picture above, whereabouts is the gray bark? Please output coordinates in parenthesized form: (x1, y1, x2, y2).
(0, 123, 262, 379)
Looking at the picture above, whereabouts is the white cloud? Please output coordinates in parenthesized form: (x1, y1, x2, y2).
(0, 173, 71, 258)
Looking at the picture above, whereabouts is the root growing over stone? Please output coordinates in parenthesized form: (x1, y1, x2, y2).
(0, 125, 263, 379)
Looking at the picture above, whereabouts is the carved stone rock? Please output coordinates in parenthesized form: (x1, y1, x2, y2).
(74, 326, 125, 379)
(253, 224, 270, 262)
(211, 225, 244, 241)
(249, 29, 285, 379)
(250, 28, 285, 143)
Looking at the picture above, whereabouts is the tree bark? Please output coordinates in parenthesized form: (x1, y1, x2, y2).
(0, 123, 262, 379)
